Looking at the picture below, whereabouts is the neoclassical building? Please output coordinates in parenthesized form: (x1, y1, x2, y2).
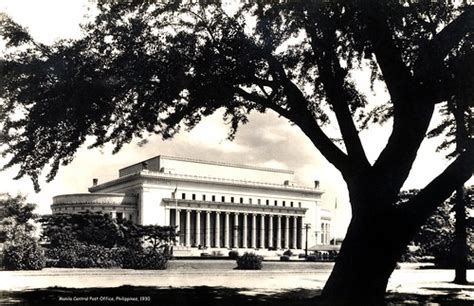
(52, 155, 332, 250)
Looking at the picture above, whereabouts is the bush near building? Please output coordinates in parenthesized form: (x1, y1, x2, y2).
(40, 213, 176, 269)
(46, 242, 121, 268)
(236, 252, 263, 270)
(3, 235, 45, 270)
(121, 247, 168, 270)
(228, 250, 239, 259)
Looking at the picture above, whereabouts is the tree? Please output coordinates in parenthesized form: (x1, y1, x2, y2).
(0, 194, 37, 242)
(401, 188, 474, 268)
(0, 194, 45, 270)
(1, 1, 473, 303)
(39, 212, 136, 248)
(426, 43, 473, 283)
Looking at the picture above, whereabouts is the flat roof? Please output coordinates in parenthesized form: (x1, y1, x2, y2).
(119, 155, 294, 175)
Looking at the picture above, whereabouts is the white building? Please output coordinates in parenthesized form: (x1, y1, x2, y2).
(52, 155, 332, 250)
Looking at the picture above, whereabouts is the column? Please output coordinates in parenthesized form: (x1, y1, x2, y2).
(260, 214, 265, 248)
(242, 213, 248, 248)
(268, 215, 273, 248)
(205, 211, 211, 248)
(276, 215, 282, 249)
(251, 214, 257, 248)
(299, 217, 304, 249)
(175, 209, 181, 245)
(233, 213, 239, 248)
(292, 216, 297, 249)
(186, 210, 191, 247)
(284, 215, 290, 249)
(196, 210, 201, 246)
(215, 212, 221, 248)
(224, 212, 230, 248)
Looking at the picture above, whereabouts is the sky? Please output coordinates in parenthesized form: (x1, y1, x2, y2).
(0, 0, 468, 239)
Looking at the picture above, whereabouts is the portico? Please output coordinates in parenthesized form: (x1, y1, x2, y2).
(167, 198, 305, 249)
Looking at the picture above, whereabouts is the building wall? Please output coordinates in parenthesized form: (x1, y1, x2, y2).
(90, 172, 324, 247)
(54, 156, 332, 249)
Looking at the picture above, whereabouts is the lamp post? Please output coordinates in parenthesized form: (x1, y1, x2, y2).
(304, 223, 311, 257)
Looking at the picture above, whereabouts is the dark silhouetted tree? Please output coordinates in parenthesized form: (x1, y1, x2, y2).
(1, 1, 473, 303)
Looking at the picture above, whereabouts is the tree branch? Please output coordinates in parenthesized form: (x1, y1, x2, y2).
(358, 1, 414, 107)
(304, 17, 370, 168)
(415, 6, 474, 80)
(234, 86, 352, 173)
(404, 144, 474, 227)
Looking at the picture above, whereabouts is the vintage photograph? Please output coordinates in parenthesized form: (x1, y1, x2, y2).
(0, 0, 472, 305)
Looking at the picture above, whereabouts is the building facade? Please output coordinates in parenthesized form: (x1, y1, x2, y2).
(52, 155, 332, 250)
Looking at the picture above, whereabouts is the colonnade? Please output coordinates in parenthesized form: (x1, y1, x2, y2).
(172, 209, 303, 249)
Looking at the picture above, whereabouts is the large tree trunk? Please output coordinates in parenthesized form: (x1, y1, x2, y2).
(453, 186, 468, 284)
(320, 197, 413, 305)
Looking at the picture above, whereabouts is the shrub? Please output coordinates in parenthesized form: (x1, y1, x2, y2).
(236, 252, 263, 270)
(306, 255, 318, 262)
(228, 250, 239, 259)
(283, 249, 293, 256)
(280, 255, 290, 261)
(51, 243, 121, 268)
(121, 247, 168, 270)
(3, 237, 45, 270)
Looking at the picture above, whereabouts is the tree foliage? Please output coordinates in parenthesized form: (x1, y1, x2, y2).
(402, 187, 474, 267)
(0, 1, 472, 192)
(0, 193, 37, 242)
(0, 193, 45, 270)
(39, 212, 134, 248)
(39, 211, 177, 250)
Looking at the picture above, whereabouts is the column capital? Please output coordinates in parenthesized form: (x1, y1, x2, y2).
(243, 213, 249, 216)
(216, 211, 221, 215)
(177, 209, 182, 213)
(234, 212, 240, 216)
(277, 215, 282, 219)
(225, 211, 231, 215)
(206, 210, 211, 215)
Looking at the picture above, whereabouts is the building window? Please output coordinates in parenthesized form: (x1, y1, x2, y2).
(282, 201, 286, 207)
(274, 200, 277, 206)
(298, 202, 302, 208)
(266, 199, 269, 205)
(202, 195, 206, 201)
(249, 198, 253, 204)
(231, 197, 234, 203)
(192, 194, 196, 200)
(257, 199, 261, 205)
(221, 196, 225, 202)
(290, 201, 294, 207)
(182, 193, 186, 200)
(240, 197, 243, 204)
(212, 195, 216, 202)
